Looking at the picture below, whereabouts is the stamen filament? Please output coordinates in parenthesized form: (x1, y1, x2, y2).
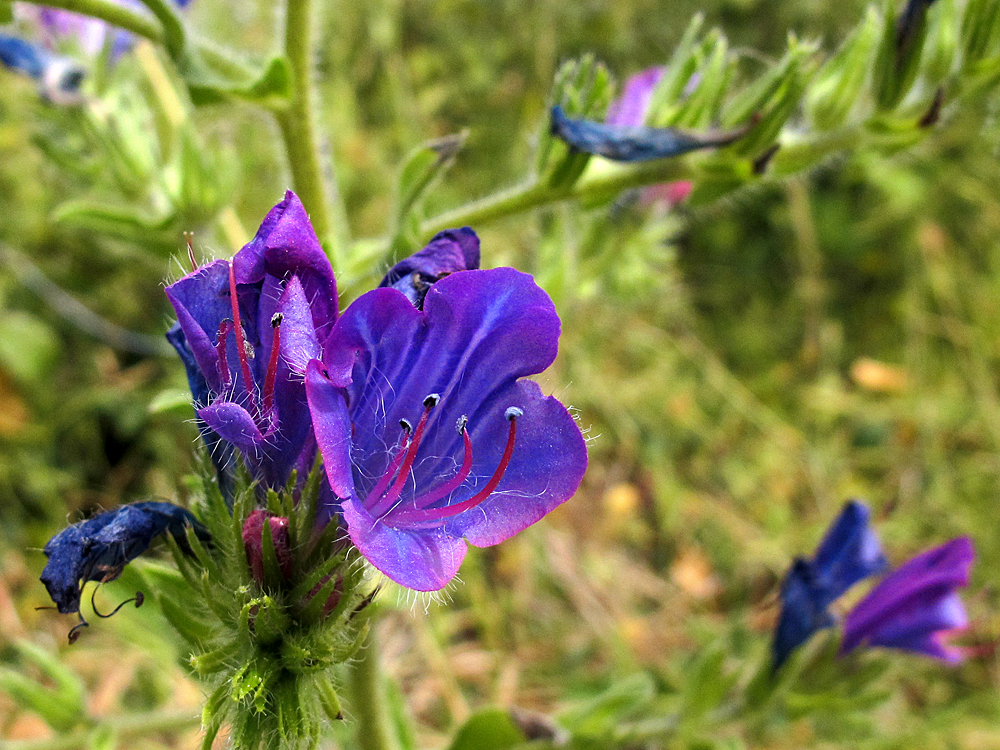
(363, 421, 412, 507)
(369, 395, 439, 518)
(389, 408, 520, 525)
(228, 262, 257, 416)
(262, 314, 283, 419)
(412, 421, 474, 509)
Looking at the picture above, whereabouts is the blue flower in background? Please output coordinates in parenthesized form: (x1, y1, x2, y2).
(841, 537, 974, 662)
(549, 104, 747, 163)
(40, 501, 208, 640)
(772, 500, 888, 670)
(0, 33, 85, 104)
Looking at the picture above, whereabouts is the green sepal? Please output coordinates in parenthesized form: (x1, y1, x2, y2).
(314, 676, 344, 721)
(0, 1, 13, 24)
(724, 35, 818, 157)
(806, 8, 881, 130)
(668, 30, 732, 129)
(646, 13, 706, 125)
(960, 0, 1000, 66)
(922, 0, 959, 84)
(874, 0, 936, 111)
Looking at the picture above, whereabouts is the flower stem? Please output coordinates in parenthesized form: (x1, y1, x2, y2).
(348, 624, 401, 750)
(5, 709, 199, 750)
(16, 0, 164, 46)
(276, 0, 348, 268)
(417, 157, 690, 240)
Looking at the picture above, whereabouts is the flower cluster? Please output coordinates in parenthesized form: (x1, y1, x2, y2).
(772, 500, 975, 670)
(40, 190, 587, 635)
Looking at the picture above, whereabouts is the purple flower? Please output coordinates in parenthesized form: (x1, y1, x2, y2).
(841, 537, 974, 662)
(772, 500, 888, 669)
(165, 191, 338, 490)
(0, 33, 85, 104)
(304, 255, 588, 591)
(606, 67, 663, 128)
(40, 501, 208, 639)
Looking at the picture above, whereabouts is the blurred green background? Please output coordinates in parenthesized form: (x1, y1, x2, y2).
(2, 0, 1000, 747)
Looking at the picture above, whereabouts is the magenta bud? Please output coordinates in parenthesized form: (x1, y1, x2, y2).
(242, 510, 292, 583)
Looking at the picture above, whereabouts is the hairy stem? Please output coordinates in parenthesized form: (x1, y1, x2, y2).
(418, 158, 690, 240)
(276, 0, 346, 266)
(348, 624, 401, 750)
(16, 0, 164, 45)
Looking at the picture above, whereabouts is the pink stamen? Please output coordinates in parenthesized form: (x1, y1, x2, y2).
(262, 314, 283, 421)
(215, 319, 233, 390)
(412, 417, 474, 509)
(389, 407, 520, 525)
(368, 395, 439, 518)
(228, 262, 257, 416)
(364, 421, 412, 507)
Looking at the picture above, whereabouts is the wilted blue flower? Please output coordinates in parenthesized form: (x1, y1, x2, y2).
(0, 33, 85, 104)
(304, 239, 588, 591)
(379, 227, 480, 308)
(841, 537, 974, 662)
(166, 191, 338, 490)
(40, 501, 207, 638)
(772, 500, 888, 669)
(550, 103, 747, 163)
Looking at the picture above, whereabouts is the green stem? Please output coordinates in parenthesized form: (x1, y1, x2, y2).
(16, 0, 164, 45)
(418, 158, 691, 240)
(5, 709, 199, 750)
(348, 624, 400, 750)
(136, 0, 185, 60)
(276, 0, 347, 268)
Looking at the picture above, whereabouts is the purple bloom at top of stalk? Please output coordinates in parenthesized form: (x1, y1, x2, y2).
(165, 190, 337, 490)
(841, 537, 974, 662)
(303, 243, 588, 591)
(771, 500, 888, 670)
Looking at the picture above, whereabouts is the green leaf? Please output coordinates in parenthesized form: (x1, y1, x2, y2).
(392, 132, 466, 250)
(0, 1, 13, 24)
(961, 0, 1000, 65)
(0, 642, 87, 732)
(448, 708, 528, 750)
(185, 50, 293, 108)
(559, 673, 656, 738)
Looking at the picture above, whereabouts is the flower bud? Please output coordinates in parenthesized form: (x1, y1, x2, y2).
(242, 510, 292, 584)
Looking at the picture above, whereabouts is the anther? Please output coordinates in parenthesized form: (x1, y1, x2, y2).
(271, 313, 283, 328)
(67, 614, 88, 644)
(505, 407, 523, 421)
(456, 415, 468, 434)
(423, 393, 441, 407)
(399, 418, 413, 433)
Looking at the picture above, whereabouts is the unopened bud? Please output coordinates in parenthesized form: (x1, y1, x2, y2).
(242, 510, 292, 584)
